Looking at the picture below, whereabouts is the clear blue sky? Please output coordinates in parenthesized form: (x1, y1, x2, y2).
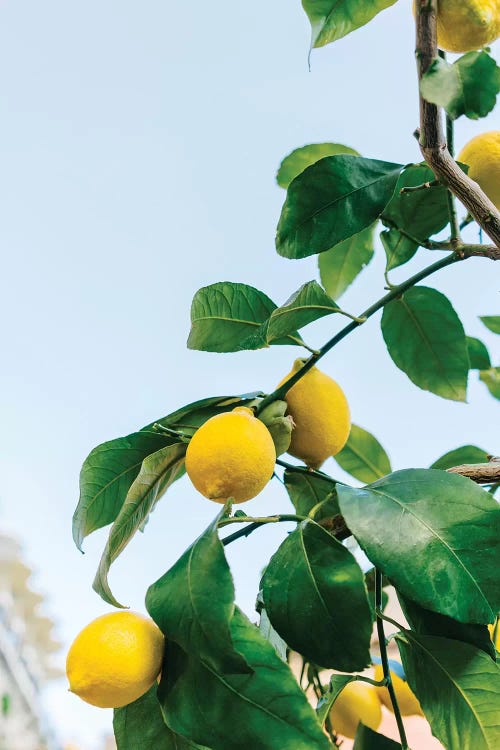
(0, 1, 498, 745)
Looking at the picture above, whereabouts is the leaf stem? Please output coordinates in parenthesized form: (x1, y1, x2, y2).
(440, 69, 461, 245)
(376, 571, 409, 750)
(219, 513, 305, 546)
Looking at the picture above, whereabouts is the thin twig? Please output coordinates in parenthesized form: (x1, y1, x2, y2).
(446, 458, 500, 484)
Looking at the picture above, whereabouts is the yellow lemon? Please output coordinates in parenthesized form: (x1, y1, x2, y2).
(436, 0, 500, 52)
(185, 406, 276, 503)
(277, 360, 350, 469)
(66, 612, 164, 709)
(488, 621, 500, 650)
(373, 664, 423, 716)
(329, 681, 382, 739)
(457, 131, 500, 210)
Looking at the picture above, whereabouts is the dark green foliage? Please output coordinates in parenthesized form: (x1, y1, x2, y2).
(276, 142, 359, 188)
(430, 445, 489, 470)
(319, 225, 375, 299)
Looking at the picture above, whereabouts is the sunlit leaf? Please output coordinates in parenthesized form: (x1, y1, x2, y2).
(319, 225, 375, 299)
(334, 424, 391, 483)
(277, 142, 359, 188)
(302, 0, 398, 48)
(480, 316, 500, 335)
(480, 367, 500, 400)
(430, 445, 489, 471)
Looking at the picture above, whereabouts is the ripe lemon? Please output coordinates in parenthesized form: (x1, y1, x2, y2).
(329, 681, 382, 739)
(488, 621, 500, 650)
(457, 131, 500, 210)
(66, 612, 164, 708)
(436, 0, 500, 52)
(373, 664, 423, 716)
(185, 406, 276, 503)
(277, 359, 350, 468)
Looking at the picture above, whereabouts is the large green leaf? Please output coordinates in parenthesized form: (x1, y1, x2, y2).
(276, 142, 359, 189)
(381, 286, 469, 401)
(146, 512, 249, 674)
(265, 281, 340, 343)
(302, 0, 398, 48)
(93, 443, 186, 607)
(396, 632, 500, 750)
(480, 316, 500, 335)
(354, 725, 402, 749)
(283, 466, 339, 518)
(420, 52, 500, 120)
(467, 336, 492, 370)
(319, 225, 375, 299)
(159, 609, 331, 750)
(381, 163, 450, 241)
(334, 424, 391, 483)
(430, 445, 489, 471)
(480, 367, 500, 399)
(276, 156, 402, 259)
(380, 229, 418, 272)
(73, 431, 174, 551)
(262, 520, 372, 671)
(337, 469, 500, 623)
(113, 687, 210, 750)
(316, 673, 357, 724)
(146, 393, 264, 435)
(398, 593, 496, 660)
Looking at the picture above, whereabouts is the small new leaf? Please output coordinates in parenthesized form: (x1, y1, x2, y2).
(479, 367, 500, 400)
(302, 0, 398, 49)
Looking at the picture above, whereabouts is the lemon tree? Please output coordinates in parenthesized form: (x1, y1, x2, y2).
(69, 2, 500, 750)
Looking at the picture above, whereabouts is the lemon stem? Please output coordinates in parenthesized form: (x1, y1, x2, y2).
(375, 570, 409, 750)
(219, 513, 306, 546)
(439, 49, 461, 247)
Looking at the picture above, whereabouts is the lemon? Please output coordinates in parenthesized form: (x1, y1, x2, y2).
(185, 406, 276, 503)
(436, 0, 500, 52)
(457, 131, 500, 210)
(277, 359, 350, 469)
(66, 612, 164, 708)
(329, 681, 382, 739)
(488, 620, 500, 650)
(373, 664, 423, 716)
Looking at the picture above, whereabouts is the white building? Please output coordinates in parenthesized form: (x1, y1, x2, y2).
(0, 534, 62, 750)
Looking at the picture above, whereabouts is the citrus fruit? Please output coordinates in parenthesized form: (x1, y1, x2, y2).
(185, 406, 276, 503)
(329, 680, 382, 739)
(436, 0, 500, 52)
(373, 664, 423, 716)
(66, 611, 164, 708)
(457, 131, 500, 210)
(488, 620, 500, 650)
(277, 359, 350, 468)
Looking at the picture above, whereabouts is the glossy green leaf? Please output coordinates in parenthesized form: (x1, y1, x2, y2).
(365, 568, 389, 620)
(480, 316, 500, 334)
(380, 229, 418, 272)
(146, 512, 249, 674)
(146, 393, 264, 435)
(354, 724, 402, 749)
(430, 444, 489, 471)
(113, 687, 210, 750)
(277, 143, 359, 188)
(337, 469, 500, 623)
(396, 632, 500, 750)
(73, 431, 174, 551)
(381, 163, 450, 241)
(398, 593, 496, 660)
(334, 424, 391, 483)
(302, 0, 398, 48)
(262, 520, 372, 671)
(381, 286, 469, 401)
(283, 466, 339, 519)
(276, 156, 402, 259)
(256, 591, 288, 662)
(420, 52, 500, 120)
(93, 442, 186, 607)
(319, 225, 375, 300)
(159, 608, 331, 750)
(316, 673, 356, 724)
(480, 367, 500, 400)
(265, 281, 339, 343)
(467, 336, 492, 370)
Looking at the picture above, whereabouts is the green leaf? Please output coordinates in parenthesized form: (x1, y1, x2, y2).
(380, 229, 418, 272)
(283, 466, 339, 519)
(73, 431, 174, 551)
(365, 568, 389, 621)
(276, 155, 402, 259)
(318, 225, 375, 300)
(420, 52, 500, 120)
(398, 593, 496, 660)
(334, 424, 391, 483)
(381, 163, 450, 241)
(93, 442, 186, 607)
(277, 143, 359, 189)
(256, 590, 288, 662)
(396, 632, 500, 750)
(467, 336, 492, 370)
(480, 367, 500, 400)
(381, 286, 469, 401)
(430, 445, 490, 471)
(159, 608, 331, 750)
(146, 512, 249, 674)
(316, 673, 356, 725)
(337, 469, 500, 624)
(262, 520, 372, 671)
(354, 724, 402, 749)
(113, 687, 210, 750)
(146, 393, 264, 435)
(480, 316, 500, 335)
(265, 281, 340, 343)
(302, 0, 398, 48)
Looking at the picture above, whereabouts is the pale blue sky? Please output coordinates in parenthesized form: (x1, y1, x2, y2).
(0, 1, 498, 746)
